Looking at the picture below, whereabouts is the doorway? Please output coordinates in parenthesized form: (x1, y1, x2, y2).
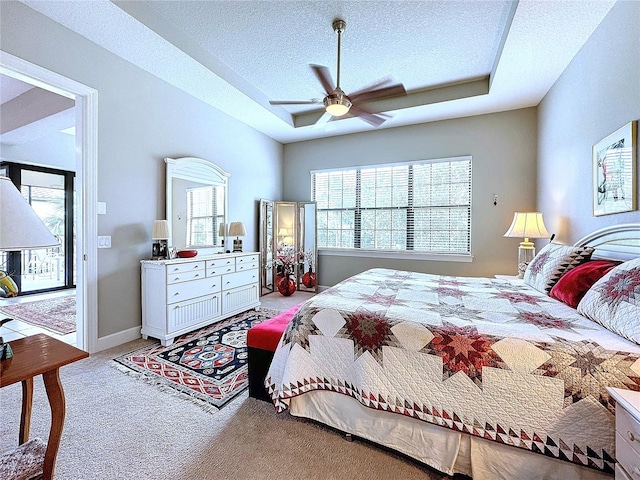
(0, 51, 98, 353)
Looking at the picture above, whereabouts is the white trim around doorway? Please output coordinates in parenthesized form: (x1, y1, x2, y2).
(0, 50, 99, 354)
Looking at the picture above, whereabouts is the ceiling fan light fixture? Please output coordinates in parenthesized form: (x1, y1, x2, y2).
(324, 89, 352, 116)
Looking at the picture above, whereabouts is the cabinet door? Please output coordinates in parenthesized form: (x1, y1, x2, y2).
(167, 293, 222, 334)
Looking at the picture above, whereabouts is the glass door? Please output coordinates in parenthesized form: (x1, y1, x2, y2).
(1, 163, 75, 294)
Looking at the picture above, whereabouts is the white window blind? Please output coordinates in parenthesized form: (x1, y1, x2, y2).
(311, 157, 472, 254)
(186, 186, 218, 246)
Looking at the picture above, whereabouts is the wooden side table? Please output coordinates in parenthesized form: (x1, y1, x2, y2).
(0, 334, 89, 480)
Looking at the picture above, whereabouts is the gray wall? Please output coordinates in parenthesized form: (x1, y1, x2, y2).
(1, 2, 283, 339)
(283, 108, 538, 286)
(538, 0, 640, 242)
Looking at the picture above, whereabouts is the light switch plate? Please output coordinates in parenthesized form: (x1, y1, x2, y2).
(98, 236, 111, 248)
(97, 202, 107, 215)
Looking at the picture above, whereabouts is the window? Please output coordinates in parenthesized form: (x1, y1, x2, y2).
(311, 157, 471, 255)
(186, 186, 224, 247)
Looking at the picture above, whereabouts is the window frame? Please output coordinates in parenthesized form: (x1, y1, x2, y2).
(311, 156, 473, 261)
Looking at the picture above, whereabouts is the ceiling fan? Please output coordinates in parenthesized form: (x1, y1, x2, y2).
(269, 19, 406, 127)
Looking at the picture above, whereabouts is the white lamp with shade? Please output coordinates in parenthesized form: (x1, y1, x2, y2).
(151, 219, 170, 259)
(228, 221, 247, 252)
(1, 176, 60, 359)
(503, 212, 551, 278)
(0, 176, 60, 296)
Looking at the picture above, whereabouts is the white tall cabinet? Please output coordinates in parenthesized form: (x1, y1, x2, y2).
(141, 252, 260, 346)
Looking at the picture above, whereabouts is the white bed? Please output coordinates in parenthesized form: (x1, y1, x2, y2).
(266, 224, 640, 479)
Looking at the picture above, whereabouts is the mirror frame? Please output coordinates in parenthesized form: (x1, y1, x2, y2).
(259, 199, 274, 295)
(165, 157, 230, 253)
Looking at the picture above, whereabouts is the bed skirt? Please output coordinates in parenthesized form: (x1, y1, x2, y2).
(289, 390, 613, 480)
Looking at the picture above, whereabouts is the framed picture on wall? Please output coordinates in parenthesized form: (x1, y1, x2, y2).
(593, 121, 637, 216)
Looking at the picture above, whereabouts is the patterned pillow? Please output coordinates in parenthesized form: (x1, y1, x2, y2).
(524, 242, 594, 293)
(577, 257, 640, 344)
(549, 259, 621, 308)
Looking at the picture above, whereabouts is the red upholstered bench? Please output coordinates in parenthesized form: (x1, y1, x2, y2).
(247, 303, 302, 401)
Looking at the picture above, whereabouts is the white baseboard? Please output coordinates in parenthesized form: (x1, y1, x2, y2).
(96, 326, 141, 352)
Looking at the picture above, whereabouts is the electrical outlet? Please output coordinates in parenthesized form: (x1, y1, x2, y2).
(98, 236, 111, 248)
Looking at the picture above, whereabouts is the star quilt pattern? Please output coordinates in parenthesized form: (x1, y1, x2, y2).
(266, 268, 640, 474)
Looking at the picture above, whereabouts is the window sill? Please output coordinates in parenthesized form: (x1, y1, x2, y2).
(318, 248, 473, 263)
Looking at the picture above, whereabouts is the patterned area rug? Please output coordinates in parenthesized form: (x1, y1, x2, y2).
(0, 295, 76, 334)
(114, 309, 280, 411)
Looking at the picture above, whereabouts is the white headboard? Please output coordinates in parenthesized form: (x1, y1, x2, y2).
(575, 223, 640, 262)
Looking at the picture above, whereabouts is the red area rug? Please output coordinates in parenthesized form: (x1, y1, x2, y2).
(0, 295, 76, 334)
(113, 309, 280, 411)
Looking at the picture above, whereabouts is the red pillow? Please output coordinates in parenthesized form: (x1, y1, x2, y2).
(549, 260, 621, 308)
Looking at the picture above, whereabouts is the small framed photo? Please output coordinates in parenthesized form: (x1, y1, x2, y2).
(593, 121, 637, 216)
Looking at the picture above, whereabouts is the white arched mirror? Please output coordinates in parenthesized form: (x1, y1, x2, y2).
(165, 157, 229, 253)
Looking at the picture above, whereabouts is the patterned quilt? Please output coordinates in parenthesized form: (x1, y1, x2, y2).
(266, 268, 640, 474)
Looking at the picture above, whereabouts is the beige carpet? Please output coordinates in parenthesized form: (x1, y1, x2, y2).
(0, 342, 462, 479)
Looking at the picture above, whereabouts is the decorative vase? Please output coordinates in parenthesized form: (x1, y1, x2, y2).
(277, 275, 296, 296)
(302, 267, 316, 288)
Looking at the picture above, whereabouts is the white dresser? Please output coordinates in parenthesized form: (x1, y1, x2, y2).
(140, 252, 260, 346)
(608, 387, 640, 479)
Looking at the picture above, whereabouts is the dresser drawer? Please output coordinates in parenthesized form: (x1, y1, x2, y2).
(236, 254, 259, 267)
(617, 432, 640, 479)
(167, 262, 205, 283)
(167, 276, 221, 304)
(206, 258, 235, 276)
(222, 269, 258, 290)
(618, 404, 640, 457)
(236, 257, 259, 271)
(166, 269, 206, 284)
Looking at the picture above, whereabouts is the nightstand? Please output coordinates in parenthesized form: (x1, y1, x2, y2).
(607, 387, 640, 479)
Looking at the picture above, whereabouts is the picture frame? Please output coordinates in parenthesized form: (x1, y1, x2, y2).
(593, 121, 637, 216)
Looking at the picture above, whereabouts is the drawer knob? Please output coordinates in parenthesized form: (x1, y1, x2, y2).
(629, 430, 638, 442)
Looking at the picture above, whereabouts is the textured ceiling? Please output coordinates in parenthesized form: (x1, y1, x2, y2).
(11, 0, 619, 143)
(144, 0, 511, 105)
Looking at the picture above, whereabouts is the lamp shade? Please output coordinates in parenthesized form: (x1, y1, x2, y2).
(228, 221, 247, 237)
(0, 176, 59, 250)
(152, 220, 170, 240)
(218, 223, 227, 236)
(503, 212, 550, 239)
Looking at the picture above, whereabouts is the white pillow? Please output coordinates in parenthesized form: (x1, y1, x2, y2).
(524, 242, 594, 294)
(577, 257, 640, 343)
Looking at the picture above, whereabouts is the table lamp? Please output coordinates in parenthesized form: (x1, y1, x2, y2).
(503, 212, 550, 278)
(1, 176, 60, 359)
(228, 221, 247, 252)
(0, 176, 59, 296)
(152, 219, 170, 259)
(219, 222, 227, 248)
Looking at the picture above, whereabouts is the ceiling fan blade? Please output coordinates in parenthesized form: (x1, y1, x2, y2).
(269, 100, 321, 105)
(349, 104, 390, 128)
(350, 83, 406, 104)
(310, 64, 335, 95)
(347, 77, 394, 98)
